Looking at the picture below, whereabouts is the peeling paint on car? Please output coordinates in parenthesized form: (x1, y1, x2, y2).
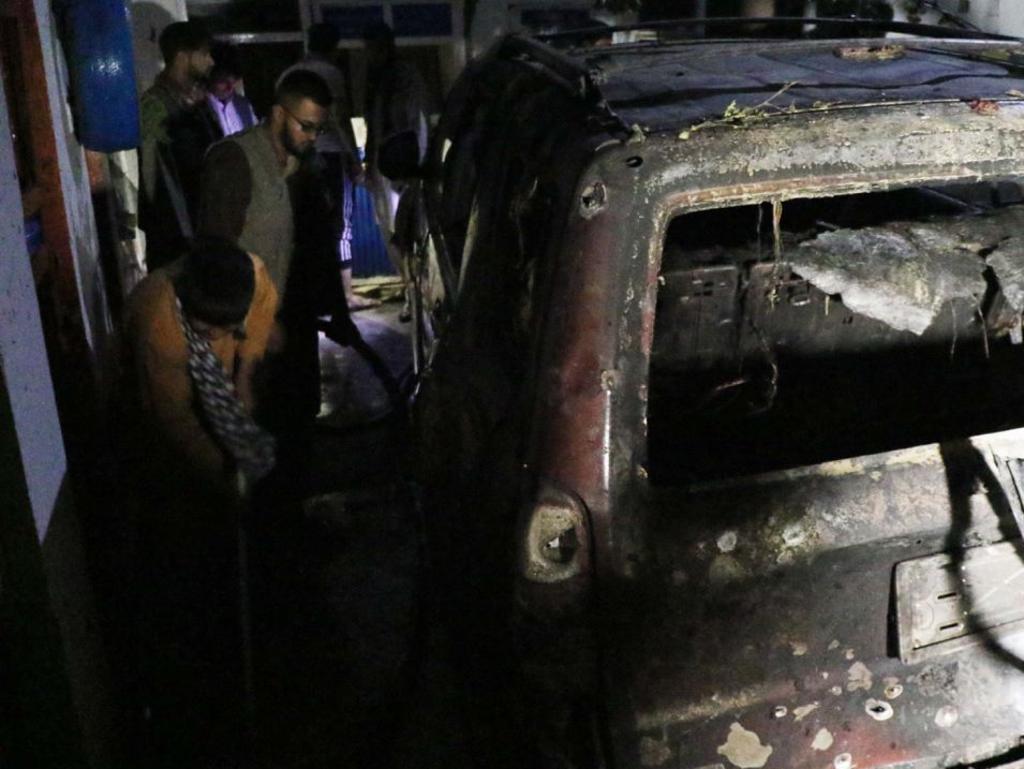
(883, 678, 903, 700)
(708, 554, 748, 585)
(635, 682, 798, 731)
(812, 728, 835, 751)
(793, 702, 819, 721)
(717, 530, 738, 553)
(935, 705, 960, 728)
(639, 736, 674, 766)
(716, 723, 773, 769)
(847, 661, 873, 692)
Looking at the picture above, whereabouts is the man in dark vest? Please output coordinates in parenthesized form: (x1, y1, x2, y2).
(198, 70, 355, 482)
(139, 20, 218, 271)
(279, 23, 372, 309)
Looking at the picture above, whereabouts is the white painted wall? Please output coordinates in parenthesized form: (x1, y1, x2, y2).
(0, 67, 68, 541)
(803, 0, 1024, 36)
(945, 0, 1024, 37)
(130, 0, 188, 92)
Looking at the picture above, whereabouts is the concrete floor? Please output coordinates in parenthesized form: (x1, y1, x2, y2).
(250, 300, 473, 769)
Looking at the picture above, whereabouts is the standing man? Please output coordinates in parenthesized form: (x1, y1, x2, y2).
(138, 20, 217, 271)
(362, 21, 429, 318)
(205, 43, 258, 138)
(199, 70, 355, 463)
(197, 76, 357, 712)
(278, 23, 372, 309)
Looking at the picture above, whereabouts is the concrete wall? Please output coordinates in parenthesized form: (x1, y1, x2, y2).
(803, 0, 1024, 36)
(1, 20, 67, 546)
(873, 0, 1024, 37)
(950, 0, 1024, 37)
(33, 0, 117, 389)
(130, 0, 187, 92)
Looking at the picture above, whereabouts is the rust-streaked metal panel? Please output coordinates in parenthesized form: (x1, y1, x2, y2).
(530, 100, 1024, 577)
(604, 430, 1024, 769)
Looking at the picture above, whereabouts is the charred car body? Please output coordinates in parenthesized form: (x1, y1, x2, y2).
(413, 19, 1024, 769)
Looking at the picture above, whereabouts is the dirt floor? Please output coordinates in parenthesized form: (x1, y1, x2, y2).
(250, 298, 474, 769)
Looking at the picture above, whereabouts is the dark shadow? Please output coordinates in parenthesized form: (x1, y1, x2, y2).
(939, 439, 1024, 673)
(0, 368, 91, 768)
(648, 186, 1024, 485)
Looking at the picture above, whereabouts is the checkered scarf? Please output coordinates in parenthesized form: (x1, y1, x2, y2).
(176, 297, 276, 484)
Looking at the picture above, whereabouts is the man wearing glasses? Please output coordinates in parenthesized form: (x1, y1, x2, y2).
(199, 70, 329, 294)
(199, 70, 355, 486)
(278, 23, 372, 310)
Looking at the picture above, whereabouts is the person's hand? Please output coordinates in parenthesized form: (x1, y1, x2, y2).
(347, 160, 366, 185)
(322, 312, 361, 347)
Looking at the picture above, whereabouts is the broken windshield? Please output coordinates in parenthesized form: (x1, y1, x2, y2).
(648, 181, 1024, 484)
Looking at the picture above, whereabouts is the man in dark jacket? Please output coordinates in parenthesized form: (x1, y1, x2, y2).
(138, 20, 218, 271)
(205, 43, 258, 138)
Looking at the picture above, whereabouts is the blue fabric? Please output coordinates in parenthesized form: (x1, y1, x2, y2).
(351, 184, 395, 278)
(23, 215, 43, 256)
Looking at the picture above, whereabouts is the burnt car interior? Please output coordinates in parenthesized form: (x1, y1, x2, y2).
(648, 180, 1024, 484)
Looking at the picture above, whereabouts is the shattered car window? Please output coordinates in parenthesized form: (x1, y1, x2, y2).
(649, 182, 1024, 483)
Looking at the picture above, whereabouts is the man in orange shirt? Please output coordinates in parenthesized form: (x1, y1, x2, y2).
(124, 237, 277, 765)
(128, 236, 278, 492)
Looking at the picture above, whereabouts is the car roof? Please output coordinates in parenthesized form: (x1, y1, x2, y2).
(560, 38, 1024, 134)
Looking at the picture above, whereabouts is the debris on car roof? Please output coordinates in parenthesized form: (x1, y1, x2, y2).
(834, 43, 905, 61)
(578, 40, 1024, 132)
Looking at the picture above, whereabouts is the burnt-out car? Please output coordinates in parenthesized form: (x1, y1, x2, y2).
(412, 20, 1024, 769)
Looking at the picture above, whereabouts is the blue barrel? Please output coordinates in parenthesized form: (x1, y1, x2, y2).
(60, 0, 140, 152)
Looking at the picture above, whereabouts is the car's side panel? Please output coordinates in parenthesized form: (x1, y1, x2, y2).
(607, 431, 1024, 769)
